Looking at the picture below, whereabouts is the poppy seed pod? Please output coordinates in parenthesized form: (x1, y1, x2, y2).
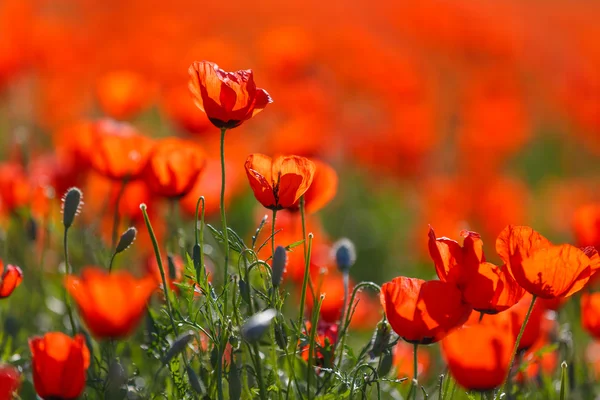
(62, 187, 83, 229)
(241, 309, 278, 343)
(332, 238, 356, 272)
(115, 227, 137, 254)
(271, 246, 287, 287)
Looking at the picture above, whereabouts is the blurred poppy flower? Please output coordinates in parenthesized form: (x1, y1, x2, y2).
(96, 70, 156, 120)
(145, 253, 185, 293)
(498, 225, 600, 298)
(290, 159, 338, 214)
(144, 137, 207, 198)
(89, 119, 154, 181)
(188, 61, 272, 129)
(586, 341, 600, 379)
(0, 364, 20, 398)
(0, 263, 22, 298)
(573, 203, 600, 249)
(0, 162, 30, 214)
(245, 154, 316, 210)
(582, 292, 600, 339)
(300, 321, 338, 368)
(507, 293, 546, 351)
(380, 277, 471, 344)
(162, 85, 212, 135)
(441, 312, 514, 391)
(65, 267, 157, 339)
(29, 332, 90, 400)
(307, 273, 346, 324)
(517, 310, 559, 382)
(393, 341, 431, 380)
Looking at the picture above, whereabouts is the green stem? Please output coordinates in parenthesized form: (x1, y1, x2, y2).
(194, 196, 206, 284)
(111, 178, 128, 250)
(307, 295, 323, 400)
(413, 343, 418, 400)
(297, 233, 314, 334)
(252, 341, 268, 400)
(63, 228, 76, 335)
(219, 127, 230, 313)
(500, 295, 537, 397)
(270, 208, 278, 306)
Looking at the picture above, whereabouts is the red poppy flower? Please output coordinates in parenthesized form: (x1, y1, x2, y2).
(517, 310, 558, 382)
(29, 332, 90, 400)
(290, 159, 338, 214)
(573, 203, 600, 249)
(498, 225, 600, 299)
(96, 70, 155, 120)
(162, 85, 212, 135)
(582, 292, 600, 339)
(188, 61, 272, 129)
(0, 364, 20, 398)
(307, 273, 346, 324)
(300, 321, 338, 368)
(144, 137, 207, 198)
(89, 119, 154, 181)
(0, 263, 22, 298)
(380, 277, 471, 344)
(393, 341, 431, 380)
(428, 227, 524, 313)
(245, 154, 316, 210)
(441, 312, 514, 391)
(507, 293, 546, 351)
(65, 267, 157, 339)
(0, 162, 30, 214)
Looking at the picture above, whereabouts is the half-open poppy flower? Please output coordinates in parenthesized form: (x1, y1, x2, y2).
(29, 332, 90, 400)
(245, 154, 316, 210)
(441, 312, 514, 391)
(290, 159, 338, 214)
(0, 364, 20, 398)
(0, 263, 22, 298)
(89, 119, 154, 181)
(144, 137, 207, 198)
(498, 225, 600, 299)
(380, 277, 471, 344)
(65, 267, 157, 339)
(188, 61, 272, 129)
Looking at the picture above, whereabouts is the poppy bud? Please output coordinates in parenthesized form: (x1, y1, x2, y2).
(193, 243, 201, 274)
(62, 187, 83, 229)
(115, 227, 137, 254)
(377, 349, 393, 377)
(163, 331, 195, 365)
(228, 355, 242, 400)
(239, 279, 250, 304)
(187, 365, 205, 394)
(274, 320, 288, 350)
(167, 254, 177, 281)
(369, 320, 392, 359)
(332, 238, 356, 273)
(271, 246, 287, 287)
(241, 309, 278, 343)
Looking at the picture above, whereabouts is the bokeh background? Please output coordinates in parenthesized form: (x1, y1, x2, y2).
(0, 0, 599, 392)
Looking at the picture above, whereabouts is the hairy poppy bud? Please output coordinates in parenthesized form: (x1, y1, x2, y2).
(369, 320, 392, 359)
(163, 331, 195, 364)
(187, 365, 205, 394)
(271, 246, 287, 287)
(115, 227, 137, 254)
(62, 188, 83, 229)
(241, 309, 278, 343)
(332, 238, 356, 273)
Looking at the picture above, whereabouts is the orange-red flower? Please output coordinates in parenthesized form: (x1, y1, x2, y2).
(498, 225, 600, 299)
(89, 119, 154, 181)
(144, 137, 207, 198)
(290, 159, 338, 214)
(517, 310, 558, 382)
(380, 277, 471, 344)
(96, 70, 155, 120)
(428, 227, 524, 314)
(29, 332, 90, 400)
(507, 293, 546, 351)
(393, 341, 431, 380)
(573, 203, 600, 249)
(582, 292, 600, 339)
(0, 263, 22, 298)
(0, 162, 30, 214)
(65, 267, 157, 339)
(441, 312, 514, 391)
(0, 364, 20, 398)
(188, 61, 272, 129)
(300, 321, 338, 368)
(245, 154, 316, 210)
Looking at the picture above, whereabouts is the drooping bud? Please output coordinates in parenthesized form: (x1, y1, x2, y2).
(271, 246, 287, 287)
(162, 330, 195, 364)
(115, 227, 137, 254)
(167, 254, 177, 280)
(331, 238, 356, 273)
(377, 349, 393, 377)
(228, 354, 242, 400)
(369, 320, 392, 359)
(187, 365, 205, 394)
(62, 188, 83, 229)
(241, 309, 278, 343)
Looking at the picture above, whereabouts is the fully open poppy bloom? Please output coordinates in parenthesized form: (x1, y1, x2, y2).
(65, 267, 157, 339)
(188, 61, 272, 129)
(380, 277, 471, 344)
(441, 312, 514, 391)
(144, 138, 207, 198)
(29, 332, 90, 400)
(245, 154, 316, 210)
(428, 227, 524, 314)
(0, 364, 20, 398)
(290, 159, 338, 214)
(498, 225, 600, 299)
(96, 70, 155, 120)
(88, 119, 154, 181)
(0, 263, 22, 298)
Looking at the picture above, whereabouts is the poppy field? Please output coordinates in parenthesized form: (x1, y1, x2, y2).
(1, 0, 600, 399)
